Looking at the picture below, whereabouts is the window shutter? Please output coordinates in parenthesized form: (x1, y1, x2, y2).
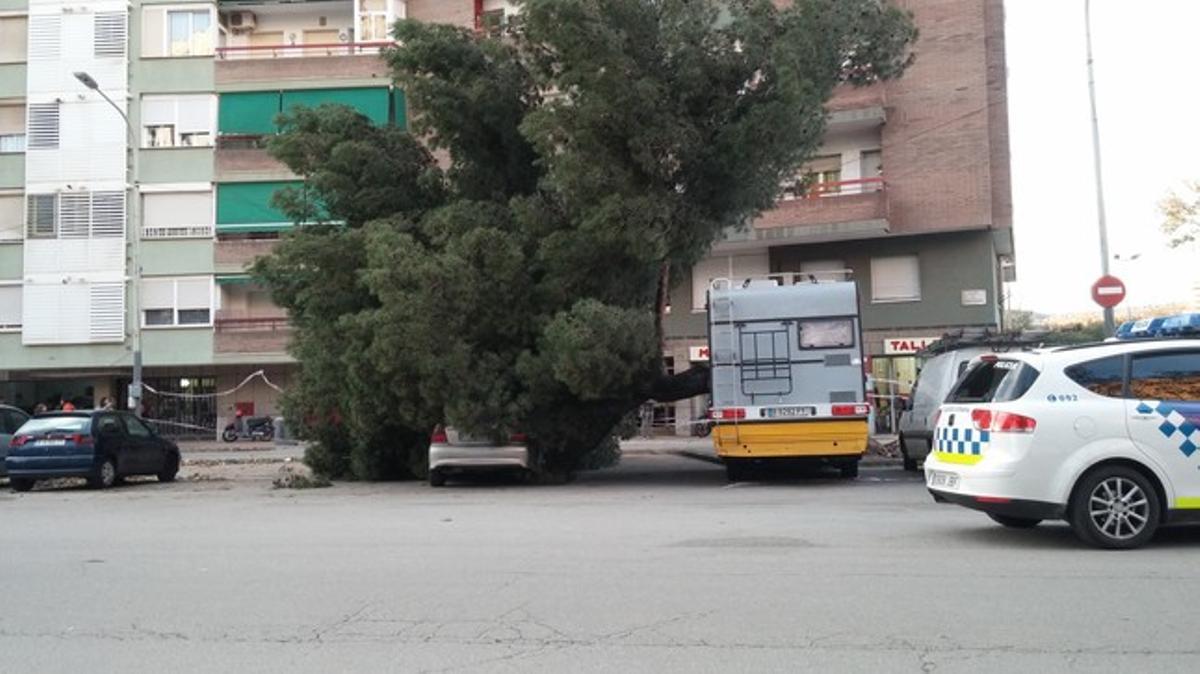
(176, 277, 212, 311)
(90, 191, 126, 237)
(871, 256, 921, 302)
(0, 195, 22, 241)
(27, 103, 60, 149)
(94, 12, 128, 58)
(26, 194, 56, 237)
(141, 97, 175, 127)
(58, 193, 90, 238)
(141, 279, 174, 310)
(176, 95, 214, 134)
(144, 191, 213, 237)
(27, 15, 61, 61)
(0, 286, 21, 330)
(89, 282, 125, 342)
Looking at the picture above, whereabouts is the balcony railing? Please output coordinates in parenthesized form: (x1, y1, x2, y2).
(215, 41, 393, 60)
(780, 177, 885, 202)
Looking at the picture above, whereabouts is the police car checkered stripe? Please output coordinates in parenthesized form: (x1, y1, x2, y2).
(1137, 400, 1200, 457)
(935, 426, 989, 456)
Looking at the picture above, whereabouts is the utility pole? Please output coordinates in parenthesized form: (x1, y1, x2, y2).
(74, 72, 143, 416)
(1084, 0, 1115, 336)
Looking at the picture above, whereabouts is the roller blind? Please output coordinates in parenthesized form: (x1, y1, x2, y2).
(0, 285, 20, 329)
(871, 255, 921, 303)
(0, 105, 23, 135)
(142, 278, 174, 310)
(176, 278, 211, 310)
(0, 195, 21, 241)
(0, 17, 28, 63)
(144, 192, 212, 229)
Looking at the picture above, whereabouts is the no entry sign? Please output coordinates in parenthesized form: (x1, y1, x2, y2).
(1091, 274, 1126, 309)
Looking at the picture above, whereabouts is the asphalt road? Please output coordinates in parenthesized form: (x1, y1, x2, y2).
(3, 451, 1200, 673)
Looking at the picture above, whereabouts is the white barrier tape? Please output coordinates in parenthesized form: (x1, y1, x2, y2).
(144, 370, 284, 400)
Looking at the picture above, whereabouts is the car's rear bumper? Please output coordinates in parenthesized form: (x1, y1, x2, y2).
(429, 444, 529, 471)
(929, 488, 1065, 520)
(713, 420, 868, 459)
(5, 455, 96, 480)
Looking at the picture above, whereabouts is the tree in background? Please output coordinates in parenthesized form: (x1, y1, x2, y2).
(256, 0, 917, 480)
(1160, 180, 1200, 248)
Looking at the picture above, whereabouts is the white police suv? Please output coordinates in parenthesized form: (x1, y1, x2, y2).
(925, 338, 1200, 549)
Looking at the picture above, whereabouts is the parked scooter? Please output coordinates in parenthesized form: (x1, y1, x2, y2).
(222, 416, 275, 443)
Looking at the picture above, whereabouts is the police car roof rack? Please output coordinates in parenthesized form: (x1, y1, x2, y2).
(917, 328, 1051, 358)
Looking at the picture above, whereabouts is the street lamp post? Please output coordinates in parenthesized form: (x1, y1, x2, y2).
(74, 71, 143, 416)
(1084, 0, 1115, 336)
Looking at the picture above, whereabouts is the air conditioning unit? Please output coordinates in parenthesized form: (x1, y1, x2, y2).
(228, 11, 257, 33)
(337, 28, 352, 43)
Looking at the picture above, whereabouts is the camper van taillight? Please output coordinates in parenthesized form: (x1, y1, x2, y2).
(832, 404, 870, 417)
(714, 408, 747, 421)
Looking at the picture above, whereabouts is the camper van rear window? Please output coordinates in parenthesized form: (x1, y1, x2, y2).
(798, 319, 855, 349)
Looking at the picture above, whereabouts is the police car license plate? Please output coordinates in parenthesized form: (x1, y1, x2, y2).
(764, 406, 815, 419)
(928, 471, 959, 489)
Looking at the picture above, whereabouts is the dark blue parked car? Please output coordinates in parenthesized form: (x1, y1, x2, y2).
(5, 411, 180, 492)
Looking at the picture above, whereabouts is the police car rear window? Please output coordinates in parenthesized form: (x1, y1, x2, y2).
(947, 360, 1040, 403)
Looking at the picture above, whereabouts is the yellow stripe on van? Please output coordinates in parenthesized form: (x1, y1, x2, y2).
(1174, 497, 1200, 510)
(933, 451, 983, 466)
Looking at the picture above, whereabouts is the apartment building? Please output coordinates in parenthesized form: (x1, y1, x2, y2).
(0, 0, 515, 434)
(662, 0, 1015, 433)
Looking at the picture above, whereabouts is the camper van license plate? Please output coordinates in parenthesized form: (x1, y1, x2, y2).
(763, 406, 815, 419)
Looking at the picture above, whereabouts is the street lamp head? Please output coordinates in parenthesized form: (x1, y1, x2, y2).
(73, 72, 99, 90)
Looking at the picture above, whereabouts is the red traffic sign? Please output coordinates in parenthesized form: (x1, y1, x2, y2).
(1091, 274, 1126, 309)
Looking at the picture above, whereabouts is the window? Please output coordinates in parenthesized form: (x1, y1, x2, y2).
(142, 277, 214, 328)
(948, 359, 1040, 403)
(26, 103, 60, 150)
(1130, 351, 1200, 402)
(143, 191, 214, 239)
(871, 255, 921, 303)
(1065, 356, 1125, 398)
(0, 194, 22, 241)
(124, 416, 154, 438)
(24, 191, 124, 239)
(0, 16, 28, 64)
(168, 9, 212, 56)
(0, 409, 28, 434)
(359, 0, 390, 41)
(0, 104, 24, 152)
(142, 95, 215, 148)
(94, 12, 127, 58)
(690, 253, 768, 311)
(96, 415, 124, 436)
(781, 155, 841, 200)
(798, 319, 855, 349)
(0, 283, 20, 331)
(26, 194, 56, 238)
(797, 259, 846, 282)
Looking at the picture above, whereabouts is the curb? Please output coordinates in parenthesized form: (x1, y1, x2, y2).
(672, 450, 901, 468)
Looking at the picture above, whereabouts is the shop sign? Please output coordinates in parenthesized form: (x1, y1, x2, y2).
(689, 345, 710, 362)
(883, 336, 939, 355)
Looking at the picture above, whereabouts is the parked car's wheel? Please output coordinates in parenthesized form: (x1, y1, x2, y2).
(429, 469, 446, 487)
(838, 461, 859, 479)
(11, 478, 34, 492)
(158, 453, 180, 483)
(899, 435, 919, 472)
(88, 457, 117, 490)
(987, 513, 1041, 528)
(1069, 465, 1161, 549)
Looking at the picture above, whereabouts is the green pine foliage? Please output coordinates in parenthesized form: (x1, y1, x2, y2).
(254, 0, 916, 480)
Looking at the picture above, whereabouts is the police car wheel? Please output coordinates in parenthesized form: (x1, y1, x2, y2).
(987, 513, 1041, 529)
(1069, 466, 1160, 550)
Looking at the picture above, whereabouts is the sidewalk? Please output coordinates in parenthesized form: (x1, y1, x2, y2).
(177, 440, 305, 465)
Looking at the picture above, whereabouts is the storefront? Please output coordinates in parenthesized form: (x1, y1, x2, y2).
(867, 335, 938, 434)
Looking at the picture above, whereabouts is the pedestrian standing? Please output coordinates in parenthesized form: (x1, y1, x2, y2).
(61, 400, 76, 411)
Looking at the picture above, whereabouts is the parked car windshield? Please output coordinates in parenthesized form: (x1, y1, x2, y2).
(947, 359, 1040, 403)
(17, 416, 91, 435)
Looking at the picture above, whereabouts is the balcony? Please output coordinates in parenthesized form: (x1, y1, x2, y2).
(215, 237, 279, 274)
(214, 314, 293, 355)
(717, 178, 889, 251)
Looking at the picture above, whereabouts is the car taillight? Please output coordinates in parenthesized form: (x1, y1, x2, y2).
(509, 433, 527, 444)
(70, 433, 93, 446)
(430, 426, 448, 444)
(10, 435, 28, 447)
(972, 409, 1036, 433)
(715, 408, 746, 420)
(832, 403, 870, 417)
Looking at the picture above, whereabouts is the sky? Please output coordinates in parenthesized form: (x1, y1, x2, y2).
(1003, 0, 1200, 315)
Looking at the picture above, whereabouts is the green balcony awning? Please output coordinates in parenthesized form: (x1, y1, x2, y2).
(218, 91, 281, 135)
(216, 274, 254, 285)
(216, 180, 300, 231)
(281, 87, 390, 126)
